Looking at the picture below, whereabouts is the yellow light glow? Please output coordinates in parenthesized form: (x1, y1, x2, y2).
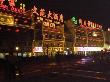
(0, 13, 14, 26)
(20, 3, 22, 9)
(28, 53, 32, 57)
(33, 47, 43, 52)
(108, 28, 110, 31)
(15, 47, 19, 51)
(74, 47, 103, 51)
(15, 0, 17, 2)
(92, 32, 97, 37)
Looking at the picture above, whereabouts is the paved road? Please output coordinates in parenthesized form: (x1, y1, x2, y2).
(1, 59, 110, 82)
(14, 61, 110, 82)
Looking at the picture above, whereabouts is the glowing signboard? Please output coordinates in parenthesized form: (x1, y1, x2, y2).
(79, 18, 102, 29)
(43, 21, 55, 28)
(0, 13, 14, 26)
(0, 0, 63, 28)
(74, 47, 103, 51)
(0, 0, 25, 14)
(33, 47, 43, 52)
(32, 6, 64, 23)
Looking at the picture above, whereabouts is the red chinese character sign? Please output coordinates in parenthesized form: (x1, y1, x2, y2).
(0, 0, 25, 14)
(0, 0, 4, 4)
(53, 13, 58, 21)
(32, 6, 39, 15)
(59, 14, 63, 22)
(39, 8, 46, 17)
(78, 18, 102, 29)
(0, 0, 64, 23)
(48, 11, 53, 19)
(0, 0, 64, 29)
(32, 6, 64, 23)
(8, 0, 15, 6)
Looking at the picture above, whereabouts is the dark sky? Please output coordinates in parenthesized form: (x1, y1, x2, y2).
(21, 0, 110, 29)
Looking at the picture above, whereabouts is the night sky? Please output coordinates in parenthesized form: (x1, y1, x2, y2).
(20, 0, 110, 29)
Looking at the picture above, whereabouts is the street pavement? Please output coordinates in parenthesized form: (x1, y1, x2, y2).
(16, 61, 110, 82)
(1, 58, 110, 82)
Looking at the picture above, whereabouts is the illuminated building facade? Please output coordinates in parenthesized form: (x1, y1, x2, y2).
(32, 6, 65, 56)
(0, 0, 64, 57)
(103, 28, 110, 50)
(0, 0, 34, 57)
(65, 17, 104, 55)
(42, 21, 64, 56)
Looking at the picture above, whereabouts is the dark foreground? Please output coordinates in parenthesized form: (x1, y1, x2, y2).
(1, 53, 110, 82)
(11, 73, 109, 82)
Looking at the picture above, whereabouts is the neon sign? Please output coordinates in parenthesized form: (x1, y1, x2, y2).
(0, 0, 25, 14)
(79, 18, 102, 29)
(32, 6, 64, 23)
(74, 47, 103, 51)
(0, 13, 14, 26)
(43, 21, 55, 28)
(9, 0, 15, 7)
(71, 16, 77, 25)
(33, 47, 43, 52)
(0, 0, 64, 27)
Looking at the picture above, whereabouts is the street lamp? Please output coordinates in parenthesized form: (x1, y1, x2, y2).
(15, 46, 19, 56)
(15, 46, 19, 51)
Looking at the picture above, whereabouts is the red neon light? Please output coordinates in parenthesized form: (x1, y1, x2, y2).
(0, 0, 4, 3)
(9, 0, 15, 7)
(0, 3, 25, 14)
(15, 29, 19, 32)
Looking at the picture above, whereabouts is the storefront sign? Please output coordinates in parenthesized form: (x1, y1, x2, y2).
(0, 0, 25, 14)
(43, 21, 55, 28)
(33, 47, 43, 52)
(79, 18, 102, 29)
(74, 47, 103, 51)
(32, 6, 63, 23)
(0, 13, 14, 26)
(0, 0, 64, 27)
